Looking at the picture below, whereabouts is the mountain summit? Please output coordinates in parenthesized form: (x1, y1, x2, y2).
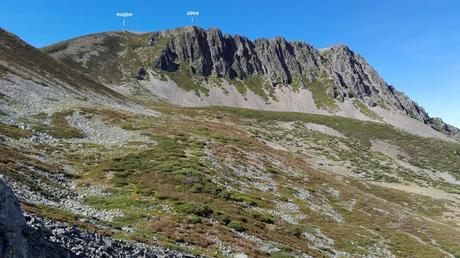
(43, 26, 459, 141)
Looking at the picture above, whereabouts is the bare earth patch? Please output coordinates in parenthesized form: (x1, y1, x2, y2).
(304, 122, 345, 138)
(370, 139, 407, 159)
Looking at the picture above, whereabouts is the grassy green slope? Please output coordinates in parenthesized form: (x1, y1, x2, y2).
(0, 28, 123, 99)
(42, 31, 169, 85)
(3, 103, 457, 257)
(210, 106, 460, 182)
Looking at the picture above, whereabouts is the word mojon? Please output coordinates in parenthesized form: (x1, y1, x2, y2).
(116, 12, 133, 18)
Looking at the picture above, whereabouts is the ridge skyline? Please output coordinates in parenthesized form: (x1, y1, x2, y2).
(37, 25, 459, 131)
(2, 0, 459, 127)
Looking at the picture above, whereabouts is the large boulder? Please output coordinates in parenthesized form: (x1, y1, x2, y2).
(0, 179, 28, 258)
(0, 179, 76, 258)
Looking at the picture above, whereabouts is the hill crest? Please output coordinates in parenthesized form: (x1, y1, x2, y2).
(41, 26, 460, 141)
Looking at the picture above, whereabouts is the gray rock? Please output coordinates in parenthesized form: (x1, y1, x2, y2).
(428, 117, 460, 139)
(24, 213, 196, 258)
(40, 25, 460, 140)
(0, 179, 75, 258)
(155, 26, 321, 85)
(1, 178, 195, 257)
(152, 27, 419, 114)
(0, 179, 28, 258)
(135, 67, 147, 80)
(152, 26, 459, 139)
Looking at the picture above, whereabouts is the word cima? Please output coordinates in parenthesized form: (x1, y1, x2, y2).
(186, 11, 199, 16)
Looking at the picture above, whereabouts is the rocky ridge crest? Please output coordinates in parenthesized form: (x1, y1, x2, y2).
(152, 26, 458, 138)
(41, 26, 459, 140)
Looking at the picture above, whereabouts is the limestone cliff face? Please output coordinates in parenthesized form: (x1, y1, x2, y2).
(155, 27, 322, 85)
(152, 26, 458, 138)
(320, 45, 430, 121)
(154, 27, 424, 116)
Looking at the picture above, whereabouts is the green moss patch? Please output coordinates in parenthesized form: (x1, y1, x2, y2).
(208, 106, 460, 180)
(307, 81, 339, 111)
(0, 123, 32, 138)
(34, 111, 84, 139)
(164, 62, 209, 96)
(353, 100, 381, 120)
(229, 75, 271, 101)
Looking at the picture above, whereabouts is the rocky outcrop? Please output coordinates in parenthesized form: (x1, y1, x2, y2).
(0, 179, 28, 258)
(0, 179, 75, 258)
(25, 214, 196, 258)
(0, 178, 196, 258)
(42, 26, 459, 140)
(428, 117, 460, 139)
(151, 26, 458, 139)
(153, 27, 422, 113)
(154, 26, 322, 85)
(135, 67, 147, 80)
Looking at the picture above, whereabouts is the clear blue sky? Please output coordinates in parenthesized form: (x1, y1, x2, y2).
(1, 0, 459, 127)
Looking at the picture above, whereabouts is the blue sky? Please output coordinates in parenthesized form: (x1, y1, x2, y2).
(1, 0, 459, 127)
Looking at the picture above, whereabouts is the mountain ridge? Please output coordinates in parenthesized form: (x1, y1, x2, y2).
(0, 28, 125, 101)
(41, 26, 460, 141)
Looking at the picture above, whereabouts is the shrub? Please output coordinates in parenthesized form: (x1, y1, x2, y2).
(177, 203, 213, 217)
(0, 123, 32, 138)
(34, 111, 84, 139)
(185, 215, 202, 224)
(228, 221, 246, 232)
(271, 252, 294, 258)
(218, 191, 259, 206)
(250, 211, 275, 224)
(284, 225, 303, 238)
